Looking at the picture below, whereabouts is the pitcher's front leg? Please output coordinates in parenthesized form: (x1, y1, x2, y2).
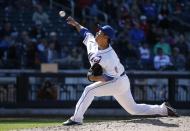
(71, 80, 117, 123)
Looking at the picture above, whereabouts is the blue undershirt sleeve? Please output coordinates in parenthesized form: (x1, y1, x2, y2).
(79, 28, 90, 38)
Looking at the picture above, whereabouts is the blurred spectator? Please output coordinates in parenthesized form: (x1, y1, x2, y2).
(116, 0, 131, 29)
(116, 0, 126, 12)
(158, 0, 173, 16)
(175, 33, 189, 57)
(37, 80, 57, 100)
(130, 0, 141, 19)
(157, 14, 171, 29)
(128, 21, 145, 48)
(0, 0, 190, 71)
(32, 5, 50, 25)
(0, 35, 12, 63)
(146, 24, 158, 48)
(0, 22, 16, 39)
(173, 0, 184, 14)
(6, 43, 18, 68)
(164, 30, 175, 46)
(75, 0, 93, 18)
(125, 43, 140, 69)
(66, 48, 83, 69)
(89, 2, 99, 17)
(19, 31, 31, 45)
(101, 0, 118, 21)
(54, 46, 84, 69)
(2, 31, 19, 68)
(49, 32, 61, 57)
(112, 40, 128, 66)
(154, 47, 173, 70)
(37, 38, 48, 63)
(139, 15, 150, 36)
(16, 31, 31, 68)
(47, 42, 58, 63)
(117, 25, 129, 42)
(2, 1, 15, 14)
(25, 40, 38, 68)
(60, 44, 70, 59)
(153, 37, 171, 55)
(139, 42, 152, 70)
(170, 47, 186, 70)
(141, 0, 157, 22)
(29, 23, 46, 40)
(0, 35, 11, 50)
(117, 13, 131, 30)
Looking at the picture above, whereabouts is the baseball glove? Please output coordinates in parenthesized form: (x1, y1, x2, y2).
(87, 63, 103, 81)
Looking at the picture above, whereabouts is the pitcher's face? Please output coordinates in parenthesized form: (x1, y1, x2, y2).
(95, 30, 108, 47)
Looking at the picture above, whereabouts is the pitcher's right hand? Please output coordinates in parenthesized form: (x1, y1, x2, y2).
(66, 16, 78, 27)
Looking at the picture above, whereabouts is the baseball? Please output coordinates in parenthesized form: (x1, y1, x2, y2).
(59, 11, 66, 17)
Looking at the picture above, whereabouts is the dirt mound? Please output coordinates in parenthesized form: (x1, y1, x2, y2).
(21, 116, 190, 131)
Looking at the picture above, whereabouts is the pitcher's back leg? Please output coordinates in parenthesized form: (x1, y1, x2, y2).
(114, 88, 167, 116)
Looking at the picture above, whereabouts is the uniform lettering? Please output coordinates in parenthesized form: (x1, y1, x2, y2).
(88, 53, 94, 60)
(90, 56, 102, 63)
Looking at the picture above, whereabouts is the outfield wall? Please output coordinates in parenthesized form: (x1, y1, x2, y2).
(0, 70, 190, 117)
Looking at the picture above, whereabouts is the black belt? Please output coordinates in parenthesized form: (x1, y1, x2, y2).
(120, 71, 126, 76)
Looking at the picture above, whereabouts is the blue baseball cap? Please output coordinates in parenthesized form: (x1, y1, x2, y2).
(98, 24, 115, 40)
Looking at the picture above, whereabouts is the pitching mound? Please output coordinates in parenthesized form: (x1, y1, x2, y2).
(21, 116, 190, 131)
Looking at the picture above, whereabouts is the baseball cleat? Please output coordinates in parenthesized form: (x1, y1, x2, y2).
(63, 119, 82, 126)
(164, 102, 179, 117)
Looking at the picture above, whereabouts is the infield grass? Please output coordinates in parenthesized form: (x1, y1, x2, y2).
(0, 116, 132, 131)
(0, 118, 61, 131)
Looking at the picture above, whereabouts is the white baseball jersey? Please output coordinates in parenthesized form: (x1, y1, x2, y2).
(70, 28, 168, 123)
(83, 31, 125, 79)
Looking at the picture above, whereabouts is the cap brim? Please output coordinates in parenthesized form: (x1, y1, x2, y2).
(97, 24, 108, 37)
(97, 24, 115, 40)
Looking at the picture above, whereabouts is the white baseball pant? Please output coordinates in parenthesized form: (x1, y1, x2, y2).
(71, 74, 168, 123)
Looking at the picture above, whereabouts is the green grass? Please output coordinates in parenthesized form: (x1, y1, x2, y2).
(0, 118, 62, 131)
(0, 116, 130, 131)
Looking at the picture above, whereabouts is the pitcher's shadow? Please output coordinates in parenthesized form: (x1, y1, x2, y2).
(125, 117, 179, 127)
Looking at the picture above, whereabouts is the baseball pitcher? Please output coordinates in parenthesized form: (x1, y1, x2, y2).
(63, 16, 178, 126)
